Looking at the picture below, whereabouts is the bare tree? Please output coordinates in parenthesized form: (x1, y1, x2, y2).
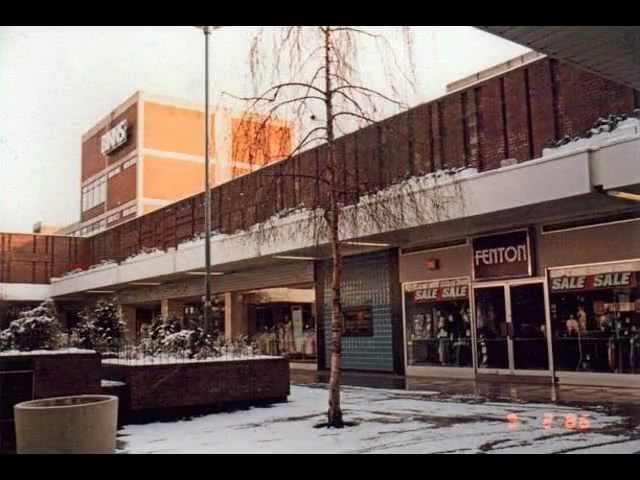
(227, 26, 466, 428)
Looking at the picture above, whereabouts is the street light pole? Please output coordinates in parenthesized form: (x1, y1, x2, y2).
(204, 26, 212, 335)
(196, 26, 222, 335)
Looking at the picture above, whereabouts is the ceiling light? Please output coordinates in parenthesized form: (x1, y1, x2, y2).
(272, 255, 318, 261)
(129, 282, 162, 286)
(186, 271, 226, 276)
(342, 241, 391, 248)
(607, 190, 640, 202)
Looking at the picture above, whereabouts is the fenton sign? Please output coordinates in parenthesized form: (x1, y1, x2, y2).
(472, 230, 532, 281)
(100, 120, 128, 156)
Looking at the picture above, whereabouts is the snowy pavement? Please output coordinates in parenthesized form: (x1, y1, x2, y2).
(116, 384, 640, 454)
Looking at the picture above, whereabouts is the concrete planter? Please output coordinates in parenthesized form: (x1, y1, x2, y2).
(14, 395, 118, 454)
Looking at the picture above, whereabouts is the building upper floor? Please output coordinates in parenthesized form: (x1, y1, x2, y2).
(65, 91, 293, 236)
(2, 55, 640, 293)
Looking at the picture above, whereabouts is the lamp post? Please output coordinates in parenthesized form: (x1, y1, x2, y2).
(195, 26, 222, 334)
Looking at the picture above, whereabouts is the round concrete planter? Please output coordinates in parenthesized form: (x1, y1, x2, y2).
(14, 395, 118, 454)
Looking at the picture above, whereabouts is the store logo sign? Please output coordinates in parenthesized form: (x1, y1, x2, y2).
(101, 120, 128, 156)
(472, 230, 532, 281)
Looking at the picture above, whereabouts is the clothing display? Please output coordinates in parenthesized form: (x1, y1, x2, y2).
(551, 283, 640, 373)
(405, 281, 472, 367)
(303, 328, 316, 356)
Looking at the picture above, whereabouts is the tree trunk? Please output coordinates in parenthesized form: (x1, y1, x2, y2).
(324, 26, 344, 429)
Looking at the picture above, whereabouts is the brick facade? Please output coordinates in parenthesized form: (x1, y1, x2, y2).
(102, 357, 290, 411)
(6, 58, 637, 281)
(0, 233, 89, 284)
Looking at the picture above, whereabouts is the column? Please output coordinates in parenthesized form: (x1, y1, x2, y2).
(224, 292, 246, 339)
(161, 299, 185, 326)
(118, 304, 137, 343)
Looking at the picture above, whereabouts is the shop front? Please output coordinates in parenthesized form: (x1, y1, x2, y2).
(471, 230, 552, 379)
(401, 229, 552, 380)
(400, 217, 640, 386)
(548, 260, 640, 381)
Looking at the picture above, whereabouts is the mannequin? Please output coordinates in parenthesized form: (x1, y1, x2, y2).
(566, 314, 579, 335)
(303, 324, 316, 356)
(437, 317, 450, 365)
(424, 313, 434, 339)
(577, 306, 588, 334)
(284, 319, 295, 354)
(447, 313, 459, 340)
(462, 309, 471, 338)
(413, 314, 425, 339)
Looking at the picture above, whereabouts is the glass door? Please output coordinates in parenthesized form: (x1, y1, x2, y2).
(510, 283, 549, 371)
(474, 286, 509, 369)
(474, 281, 551, 373)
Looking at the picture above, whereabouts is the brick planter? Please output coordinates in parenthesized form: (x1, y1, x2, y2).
(102, 357, 290, 412)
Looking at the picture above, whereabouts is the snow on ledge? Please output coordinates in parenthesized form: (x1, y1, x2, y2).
(0, 348, 97, 357)
(102, 380, 127, 387)
(102, 355, 283, 366)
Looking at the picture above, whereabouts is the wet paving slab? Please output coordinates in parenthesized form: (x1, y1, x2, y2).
(116, 383, 640, 454)
(290, 369, 640, 426)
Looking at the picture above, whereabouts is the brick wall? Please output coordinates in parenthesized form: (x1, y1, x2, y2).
(82, 103, 138, 182)
(103, 357, 290, 411)
(0, 233, 89, 284)
(107, 165, 137, 211)
(46, 58, 638, 274)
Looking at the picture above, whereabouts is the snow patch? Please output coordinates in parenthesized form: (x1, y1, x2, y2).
(542, 115, 640, 158)
(0, 348, 96, 357)
(103, 355, 281, 366)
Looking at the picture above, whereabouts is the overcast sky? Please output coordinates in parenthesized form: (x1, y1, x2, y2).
(0, 26, 528, 233)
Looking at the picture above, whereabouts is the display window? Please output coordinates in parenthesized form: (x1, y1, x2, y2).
(251, 303, 316, 361)
(549, 263, 640, 374)
(404, 278, 472, 367)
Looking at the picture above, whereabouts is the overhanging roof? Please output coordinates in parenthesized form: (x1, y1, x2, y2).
(476, 26, 640, 91)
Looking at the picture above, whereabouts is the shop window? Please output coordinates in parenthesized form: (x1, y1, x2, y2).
(404, 279, 472, 367)
(251, 302, 316, 360)
(549, 268, 640, 374)
(343, 306, 373, 337)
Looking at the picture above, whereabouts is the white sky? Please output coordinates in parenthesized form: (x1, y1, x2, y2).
(0, 26, 528, 233)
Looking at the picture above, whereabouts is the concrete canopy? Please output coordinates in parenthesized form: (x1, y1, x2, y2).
(476, 26, 640, 91)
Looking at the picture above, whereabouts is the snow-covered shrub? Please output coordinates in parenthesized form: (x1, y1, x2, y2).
(72, 299, 125, 353)
(1, 300, 62, 351)
(140, 315, 182, 356)
(0, 328, 13, 351)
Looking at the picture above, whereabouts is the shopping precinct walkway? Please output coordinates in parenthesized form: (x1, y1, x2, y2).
(290, 368, 640, 412)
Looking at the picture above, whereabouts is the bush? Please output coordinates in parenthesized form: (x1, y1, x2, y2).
(140, 315, 182, 356)
(0, 328, 13, 351)
(72, 299, 125, 353)
(1, 300, 62, 351)
(134, 314, 258, 360)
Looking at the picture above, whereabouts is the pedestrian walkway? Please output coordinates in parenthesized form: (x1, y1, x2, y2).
(291, 369, 640, 411)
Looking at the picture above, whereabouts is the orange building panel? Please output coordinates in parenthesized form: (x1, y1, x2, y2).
(143, 156, 214, 201)
(143, 101, 215, 156)
(143, 204, 159, 215)
(231, 117, 292, 166)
